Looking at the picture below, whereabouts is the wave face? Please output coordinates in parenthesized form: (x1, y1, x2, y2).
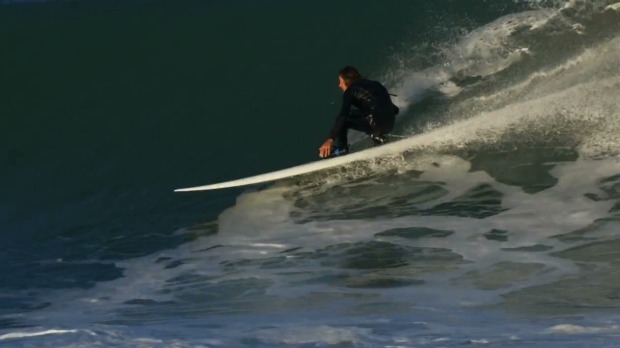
(2, 0, 620, 346)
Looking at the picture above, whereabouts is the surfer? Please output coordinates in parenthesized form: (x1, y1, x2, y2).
(319, 66, 400, 158)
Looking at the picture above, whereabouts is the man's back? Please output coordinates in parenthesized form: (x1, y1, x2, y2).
(346, 79, 397, 116)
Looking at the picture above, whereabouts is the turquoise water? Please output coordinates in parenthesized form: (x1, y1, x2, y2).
(3, 0, 620, 346)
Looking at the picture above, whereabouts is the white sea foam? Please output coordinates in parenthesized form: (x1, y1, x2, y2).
(388, 9, 555, 110)
(0, 329, 79, 340)
(252, 325, 371, 345)
(545, 323, 620, 334)
(389, 0, 620, 118)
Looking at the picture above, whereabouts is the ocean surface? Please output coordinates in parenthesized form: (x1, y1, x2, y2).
(2, 0, 620, 346)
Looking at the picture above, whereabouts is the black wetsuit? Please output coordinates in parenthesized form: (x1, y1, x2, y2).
(329, 78, 399, 150)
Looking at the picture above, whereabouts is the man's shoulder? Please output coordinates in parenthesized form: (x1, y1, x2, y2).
(348, 79, 376, 91)
(358, 78, 386, 89)
(346, 79, 386, 99)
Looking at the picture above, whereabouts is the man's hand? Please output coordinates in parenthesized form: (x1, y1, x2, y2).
(319, 138, 334, 158)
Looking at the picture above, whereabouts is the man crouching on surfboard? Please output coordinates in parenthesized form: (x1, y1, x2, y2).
(319, 66, 400, 158)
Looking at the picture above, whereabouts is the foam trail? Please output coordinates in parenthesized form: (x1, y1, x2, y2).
(389, 0, 620, 115)
(389, 9, 555, 110)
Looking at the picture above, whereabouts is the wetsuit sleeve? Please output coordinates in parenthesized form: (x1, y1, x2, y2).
(329, 90, 353, 139)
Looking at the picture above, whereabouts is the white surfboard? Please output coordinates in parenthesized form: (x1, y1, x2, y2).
(174, 136, 418, 192)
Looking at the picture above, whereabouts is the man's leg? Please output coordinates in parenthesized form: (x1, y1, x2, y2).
(368, 113, 394, 146)
(349, 115, 389, 147)
(331, 112, 395, 156)
(332, 112, 373, 153)
(370, 133, 389, 146)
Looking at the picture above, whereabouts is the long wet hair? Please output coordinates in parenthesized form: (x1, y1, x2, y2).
(339, 66, 363, 86)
